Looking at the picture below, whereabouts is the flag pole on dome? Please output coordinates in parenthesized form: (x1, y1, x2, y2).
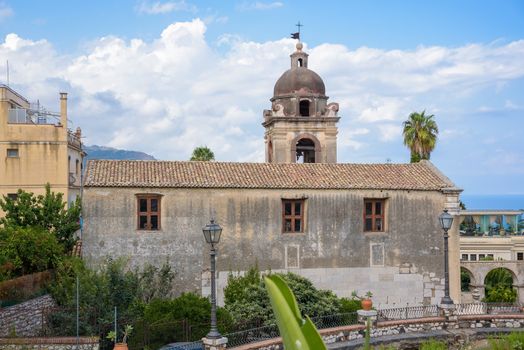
(290, 21, 303, 41)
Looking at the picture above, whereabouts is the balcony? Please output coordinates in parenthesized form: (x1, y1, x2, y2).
(8, 107, 60, 125)
(459, 210, 524, 237)
(67, 130, 82, 149)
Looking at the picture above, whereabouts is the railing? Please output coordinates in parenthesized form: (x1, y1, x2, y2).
(311, 312, 359, 329)
(455, 302, 522, 315)
(225, 324, 280, 348)
(377, 305, 439, 321)
(8, 108, 59, 125)
(161, 341, 204, 350)
(225, 303, 524, 348)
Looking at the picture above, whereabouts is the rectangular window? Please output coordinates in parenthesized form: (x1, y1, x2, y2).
(364, 199, 385, 232)
(461, 254, 468, 261)
(518, 253, 523, 261)
(470, 254, 477, 261)
(479, 254, 486, 260)
(137, 195, 161, 230)
(488, 254, 494, 259)
(282, 199, 304, 233)
(7, 193, 18, 200)
(7, 149, 19, 158)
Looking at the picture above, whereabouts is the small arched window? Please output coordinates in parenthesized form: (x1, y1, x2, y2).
(76, 159, 80, 175)
(297, 58, 303, 67)
(299, 100, 310, 117)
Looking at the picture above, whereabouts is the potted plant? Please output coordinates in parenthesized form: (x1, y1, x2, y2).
(351, 291, 373, 311)
(107, 325, 133, 350)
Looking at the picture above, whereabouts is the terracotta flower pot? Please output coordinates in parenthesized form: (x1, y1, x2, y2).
(361, 298, 372, 311)
(113, 344, 128, 350)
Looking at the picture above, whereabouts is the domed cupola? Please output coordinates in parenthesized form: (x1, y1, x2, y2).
(263, 42, 340, 164)
(273, 43, 326, 97)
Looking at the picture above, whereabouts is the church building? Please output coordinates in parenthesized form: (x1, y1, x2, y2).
(82, 43, 463, 307)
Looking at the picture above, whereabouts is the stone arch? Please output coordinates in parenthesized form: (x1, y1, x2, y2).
(460, 266, 476, 291)
(290, 133, 321, 163)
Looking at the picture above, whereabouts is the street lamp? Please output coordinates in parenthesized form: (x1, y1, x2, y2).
(439, 209, 454, 305)
(202, 218, 223, 339)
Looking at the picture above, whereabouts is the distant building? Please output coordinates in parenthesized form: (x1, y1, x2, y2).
(82, 43, 463, 307)
(459, 210, 524, 303)
(0, 85, 84, 206)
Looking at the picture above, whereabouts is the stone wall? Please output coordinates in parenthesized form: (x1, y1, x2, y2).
(83, 187, 454, 307)
(207, 266, 445, 307)
(0, 337, 99, 350)
(0, 294, 57, 336)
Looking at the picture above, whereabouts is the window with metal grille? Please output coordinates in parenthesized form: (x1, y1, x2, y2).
(137, 195, 161, 230)
(282, 199, 304, 233)
(364, 199, 386, 232)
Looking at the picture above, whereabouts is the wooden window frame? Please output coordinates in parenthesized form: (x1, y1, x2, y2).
(363, 199, 386, 232)
(282, 199, 305, 233)
(136, 194, 162, 231)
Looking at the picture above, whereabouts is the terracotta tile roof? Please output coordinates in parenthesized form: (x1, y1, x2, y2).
(83, 159, 457, 191)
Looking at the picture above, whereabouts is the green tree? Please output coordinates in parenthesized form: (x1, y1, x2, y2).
(0, 226, 63, 279)
(0, 184, 81, 252)
(483, 268, 516, 303)
(402, 111, 439, 163)
(190, 146, 215, 161)
(48, 257, 179, 350)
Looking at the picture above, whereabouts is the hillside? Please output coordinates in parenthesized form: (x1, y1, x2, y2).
(84, 145, 156, 161)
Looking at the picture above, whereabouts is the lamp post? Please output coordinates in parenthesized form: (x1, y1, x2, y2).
(202, 218, 223, 339)
(439, 209, 454, 305)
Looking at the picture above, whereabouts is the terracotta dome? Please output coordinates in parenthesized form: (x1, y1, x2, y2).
(273, 67, 326, 96)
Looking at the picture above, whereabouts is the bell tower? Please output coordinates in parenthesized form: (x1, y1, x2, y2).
(263, 42, 340, 163)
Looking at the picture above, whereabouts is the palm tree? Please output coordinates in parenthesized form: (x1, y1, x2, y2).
(190, 146, 215, 161)
(402, 111, 439, 163)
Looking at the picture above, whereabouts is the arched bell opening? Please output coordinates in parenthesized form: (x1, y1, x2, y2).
(296, 138, 316, 163)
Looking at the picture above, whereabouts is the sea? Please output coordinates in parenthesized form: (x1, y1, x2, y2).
(460, 194, 524, 211)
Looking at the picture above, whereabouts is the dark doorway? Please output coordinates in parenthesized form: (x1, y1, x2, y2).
(296, 138, 315, 163)
(299, 100, 310, 117)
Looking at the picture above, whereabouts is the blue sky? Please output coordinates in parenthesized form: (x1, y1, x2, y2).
(0, 0, 523, 196)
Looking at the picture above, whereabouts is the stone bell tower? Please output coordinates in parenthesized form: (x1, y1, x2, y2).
(263, 42, 340, 163)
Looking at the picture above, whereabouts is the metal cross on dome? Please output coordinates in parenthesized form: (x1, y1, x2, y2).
(291, 21, 303, 41)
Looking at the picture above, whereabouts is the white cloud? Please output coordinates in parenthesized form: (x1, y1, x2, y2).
(1, 21, 524, 166)
(238, 1, 284, 11)
(378, 124, 402, 142)
(136, 0, 197, 14)
(0, 2, 13, 22)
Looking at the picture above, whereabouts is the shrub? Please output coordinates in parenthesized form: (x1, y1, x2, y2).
(419, 339, 447, 350)
(339, 297, 361, 313)
(0, 226, 63, 279)
(131, 293, 233, 350)
(224, 267, 342, 327)
(48, 257, 179, 350)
